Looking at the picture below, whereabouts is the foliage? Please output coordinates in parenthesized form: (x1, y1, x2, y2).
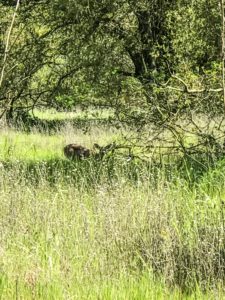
(0, 0, 224, 153)
(2, 2, 225, 297)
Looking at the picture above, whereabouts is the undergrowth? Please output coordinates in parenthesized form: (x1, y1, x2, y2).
(0, 154, 225, 299)
(1, 125, 225, 298)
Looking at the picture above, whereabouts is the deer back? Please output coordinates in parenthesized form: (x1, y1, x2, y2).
(64, 144, 90, 160)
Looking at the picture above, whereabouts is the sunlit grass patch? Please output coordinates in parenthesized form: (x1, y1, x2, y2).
(32, 107, 115, 121)
(0, 126, 123, 162)
(0, 129, 64, 161)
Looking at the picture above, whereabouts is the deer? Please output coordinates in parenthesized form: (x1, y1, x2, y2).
(63, 144, 91, 160)
(63, 142, 116, 160)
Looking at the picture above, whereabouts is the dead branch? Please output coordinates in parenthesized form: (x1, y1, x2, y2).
(160, 75, 223, 93)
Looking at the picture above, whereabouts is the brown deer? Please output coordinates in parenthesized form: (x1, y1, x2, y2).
(63, 144, 91, 160)
(64, 142, 116, 160)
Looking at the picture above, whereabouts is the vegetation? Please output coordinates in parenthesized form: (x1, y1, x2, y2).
(0, 122, 225, 299)
(1, 0, 225, 299)
(1, 0, 225, 153)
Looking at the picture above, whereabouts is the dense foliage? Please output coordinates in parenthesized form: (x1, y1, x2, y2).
(0, 0, 224, 154)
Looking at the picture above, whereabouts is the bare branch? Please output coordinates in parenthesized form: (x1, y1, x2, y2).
(160, 75, 223, 93)
(0, 0, 20, 89)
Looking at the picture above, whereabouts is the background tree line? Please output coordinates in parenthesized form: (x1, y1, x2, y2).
(0, 0, 224, 155)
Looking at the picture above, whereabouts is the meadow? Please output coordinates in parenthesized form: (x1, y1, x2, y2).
(1, 113, 225, 299)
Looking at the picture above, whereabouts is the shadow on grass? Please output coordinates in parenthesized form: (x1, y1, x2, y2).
(1, 152, 224, 188)
(1, 156, 141, 187)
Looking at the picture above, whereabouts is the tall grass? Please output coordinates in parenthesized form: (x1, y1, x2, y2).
(1, 154, 225, 299)
(1, 123, 225, 298)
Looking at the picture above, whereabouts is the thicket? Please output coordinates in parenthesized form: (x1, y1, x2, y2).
(0, 0, 225, 157)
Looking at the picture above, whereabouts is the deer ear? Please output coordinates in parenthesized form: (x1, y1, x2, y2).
(93, 143, 101, 149)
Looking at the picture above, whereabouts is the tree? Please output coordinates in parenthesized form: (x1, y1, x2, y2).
(0, 0, 225, 158)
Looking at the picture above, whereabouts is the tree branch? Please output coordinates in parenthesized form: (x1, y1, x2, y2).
(0, 0, 20, 89)
(160, 75, 223, 93)
(221, 0, 225, 110)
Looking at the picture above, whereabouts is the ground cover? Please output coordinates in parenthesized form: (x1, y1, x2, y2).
(0, 118, 225, 299)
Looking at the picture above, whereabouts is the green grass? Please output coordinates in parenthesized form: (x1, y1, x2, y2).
(0, 126, 123, 161)
(0, 130, 64, 161)
(1, 125, 225, 299)
(32, 107, 114, 121)
(1, 164, 225, 299)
